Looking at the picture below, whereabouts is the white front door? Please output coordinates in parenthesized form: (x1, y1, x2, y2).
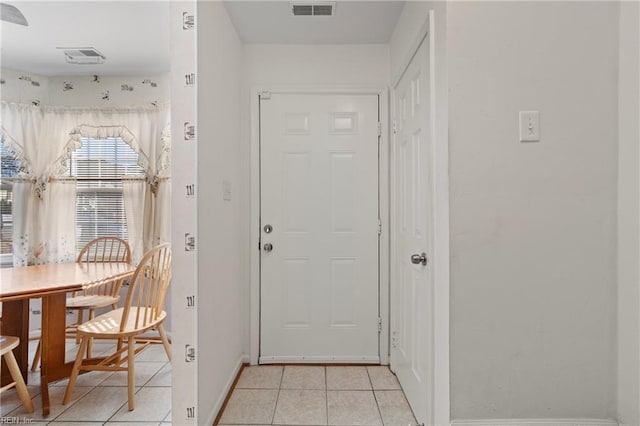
(260, 93, 380, 363)
(391, 35, 433, 424)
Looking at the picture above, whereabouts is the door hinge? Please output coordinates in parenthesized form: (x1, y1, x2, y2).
(392, 120, 397, 135)
(377, 219, 382, 235)
(377, 121, 382, 137)
(260, 90, 271, 100)
(377, 317, 382, 333)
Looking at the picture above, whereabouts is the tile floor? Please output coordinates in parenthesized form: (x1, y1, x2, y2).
(217, 365, 418, 426)
(0, 338, 172, 425)
(2, 342, 416, 426)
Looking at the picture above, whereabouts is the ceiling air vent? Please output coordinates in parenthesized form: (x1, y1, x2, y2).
(57, 47, 106, 65)
(291, 2, 336, 17)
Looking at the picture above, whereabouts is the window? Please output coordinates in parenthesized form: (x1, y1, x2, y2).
(0, 141, 20, 264)
(67, 137, 145, 253)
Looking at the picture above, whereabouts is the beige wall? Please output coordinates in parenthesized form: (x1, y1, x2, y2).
(617, 1, 640, 425)
(448, 1, 619, 420)
(196, 2, 245, 424)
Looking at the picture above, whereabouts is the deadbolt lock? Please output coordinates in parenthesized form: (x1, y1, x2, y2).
(264, 224, 273, 234)
(410, 252, 428, 266)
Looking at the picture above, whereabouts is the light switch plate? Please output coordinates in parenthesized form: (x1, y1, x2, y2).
(519, 111, 540, 142)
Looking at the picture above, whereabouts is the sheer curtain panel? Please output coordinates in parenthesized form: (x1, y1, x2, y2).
(0, 101, 170, 266)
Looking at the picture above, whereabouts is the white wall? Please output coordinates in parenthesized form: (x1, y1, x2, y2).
(48, 74, 168, 107)
(0, 68, 169, 107)
(244, 44, 389, 88)
(617, 2, 640, 425)
(196, 2, 245, 423)
(0, 68, 50, 105)
(448, 1, 619, 420)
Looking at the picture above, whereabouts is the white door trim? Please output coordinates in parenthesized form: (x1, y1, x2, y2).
(250, 86, 390, 366)
(390, 10, 450, 426)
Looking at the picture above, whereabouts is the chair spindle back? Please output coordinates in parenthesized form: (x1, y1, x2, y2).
(77, 237, 132, 264)
(120, 244, 171, 332)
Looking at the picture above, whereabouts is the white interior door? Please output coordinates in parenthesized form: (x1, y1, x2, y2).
(391, 35, 433, 424)
(260, 93, 380, 363)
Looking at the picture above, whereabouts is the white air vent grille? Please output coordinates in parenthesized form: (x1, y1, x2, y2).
(57, 47, 106, 65)
(291, 2, 336, 16)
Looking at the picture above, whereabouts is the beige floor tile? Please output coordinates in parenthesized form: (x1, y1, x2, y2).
(104, 423, 160, 425)
(0, 384, 40, 416)
(281, 366, 326, 390)
(326, 366, 372, 390)
(51, 370, 113, 388)
(236, 365, 283, 389)
(26, 369, 42, 388)
(273, 389, 327, 425)
(374, 391, 417, 426)
(99, 361, 165, 387)
(136, 343, 171, 362)
(109, 386, 171, 422)
(218, 389, 278, 424)
(146, 362, 172, 387)
(367, 367, 401, 390)
(47, 422, 103, 425)
(327, 390, 382, 426)
(6, 385, 93, 423)
(54, 386, 134, 422)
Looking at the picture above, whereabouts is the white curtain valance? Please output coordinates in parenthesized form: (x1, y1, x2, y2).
(0, 100, 171, 183)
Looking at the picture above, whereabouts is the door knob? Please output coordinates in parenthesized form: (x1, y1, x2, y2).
(263, 243, 273, 252)
(410, 252, 428, 266)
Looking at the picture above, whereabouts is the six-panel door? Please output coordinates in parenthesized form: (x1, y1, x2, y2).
(260, 93, 380, 363)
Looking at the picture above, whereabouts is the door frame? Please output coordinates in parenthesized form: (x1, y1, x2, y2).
(250, 87, 390, 365)
(390, 10, 450, 426)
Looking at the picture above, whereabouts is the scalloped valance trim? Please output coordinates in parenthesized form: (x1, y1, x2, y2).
(156, 123, 171, 178)
(0, 125, 34, 177)
(48, 124, 152, 179)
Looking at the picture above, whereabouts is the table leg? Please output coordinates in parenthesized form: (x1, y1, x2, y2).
(40, 293, 67, 417)
(0, 299, 29, 385)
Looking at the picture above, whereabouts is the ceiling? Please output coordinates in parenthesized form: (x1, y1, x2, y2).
(223, 1, 405, 44)
(1, 1, 405, 77)
(1, 1, 170, 76)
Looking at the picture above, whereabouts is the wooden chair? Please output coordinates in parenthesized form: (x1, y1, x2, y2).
(30, 237, 133, 370)
(1, 336, 34, 413)
(68, 236, 132, 356)
(63, 243, 171, 411)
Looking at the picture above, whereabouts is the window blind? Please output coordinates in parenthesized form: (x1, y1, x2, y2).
(70, 137, 145, 252)
(0, 141, 19, 256)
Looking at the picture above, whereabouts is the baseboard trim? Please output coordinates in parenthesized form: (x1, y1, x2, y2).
(205, 354, 249, 426)
(451, 419, 618, 426)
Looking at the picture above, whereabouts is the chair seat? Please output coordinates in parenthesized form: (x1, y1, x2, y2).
(66, 295, 119, 310)
(77, 307, 167, 338)
(0, 336, 19, 355)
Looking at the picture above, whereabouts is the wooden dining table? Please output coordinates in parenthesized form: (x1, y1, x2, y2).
(0, 262, 135, 416)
